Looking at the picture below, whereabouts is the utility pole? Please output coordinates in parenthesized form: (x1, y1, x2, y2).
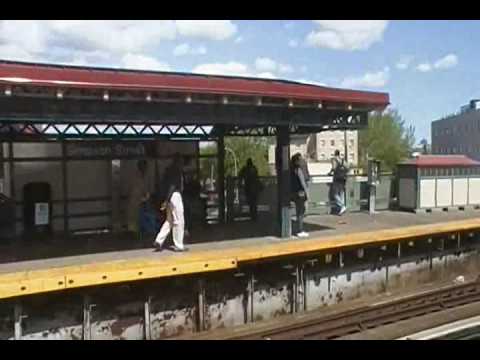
(344, 130, 348, 163)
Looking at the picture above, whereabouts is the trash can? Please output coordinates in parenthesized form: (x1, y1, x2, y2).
(23, 182, 52, 239)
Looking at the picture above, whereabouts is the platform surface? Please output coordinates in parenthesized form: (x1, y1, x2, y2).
(1, 210, 480, 300)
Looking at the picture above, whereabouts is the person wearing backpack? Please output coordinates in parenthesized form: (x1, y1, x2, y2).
(329, 150, 348, 216)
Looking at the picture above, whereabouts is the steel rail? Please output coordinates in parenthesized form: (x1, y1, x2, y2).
(227, 280, 480, 340)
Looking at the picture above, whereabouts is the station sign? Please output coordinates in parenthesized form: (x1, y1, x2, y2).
(66, 141, 155, 159)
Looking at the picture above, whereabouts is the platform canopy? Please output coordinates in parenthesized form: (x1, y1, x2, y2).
(0, 60, 389, 140)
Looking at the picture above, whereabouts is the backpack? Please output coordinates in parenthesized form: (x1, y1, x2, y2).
(333, 159, 348, 182)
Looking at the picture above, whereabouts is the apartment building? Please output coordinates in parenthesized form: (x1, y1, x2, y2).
(432, 100, 480, 160)
(268, 130, 358, 175)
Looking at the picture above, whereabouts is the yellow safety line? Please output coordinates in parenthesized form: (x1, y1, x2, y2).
(0, 218, 479, 300)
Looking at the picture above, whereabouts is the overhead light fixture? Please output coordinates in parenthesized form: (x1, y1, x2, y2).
(288, 100, 294, 107)
(347, 104, 352, 110)
(4, 86, 12, 96)
(222, 96, 229, 105)
(56, 89, 64, 99)
(317, 102, 323, 109)
(185, 94, 192, 103)
(103, 90, 109, 101)
(256, 97, 262, 106)
(146, 92, 152, 102)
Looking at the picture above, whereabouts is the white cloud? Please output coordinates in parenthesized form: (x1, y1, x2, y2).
(415, 53, 459, 73)
(46, 20, 177, 54)
(0, 43, 36, 62)
(192, 62, 250, 77)
(306, 20, 389, 51)
(295, 79, 327, 87)
(256, 72, 277, 79)
(278, 63, 294, 74)
(121, 53, 171, 71)
(255, 57, 277, 72)
(173, 43, 207, 57)
(68, 50, 112, 67)
(288, 39, 298, 48)
(175, 20, 237, 41)
(0, 20, 237, 70)
(434, 54, 458, 70)
(0, 21, 51, 54)
(254, 57, 294, 75)
(416, 63, 432, 72)
(192, 61, 285, 79)
(234, 36, 244, 43)
(341, 67, 390, 88)
(396, 55, 414, 70)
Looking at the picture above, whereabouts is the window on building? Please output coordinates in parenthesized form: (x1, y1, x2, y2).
(331, 140, 335, 146)
(320, 140, 325, 146)
(321, 153, 326, 160)
(349, 153, 354, 161)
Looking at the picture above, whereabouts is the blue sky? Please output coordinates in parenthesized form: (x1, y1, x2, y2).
(0, 20, 478, 141)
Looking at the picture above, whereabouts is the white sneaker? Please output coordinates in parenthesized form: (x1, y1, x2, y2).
(297, 232, 309, 238)
(338, 207, 347, 216)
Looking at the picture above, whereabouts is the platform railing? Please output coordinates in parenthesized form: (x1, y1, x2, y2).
(226, 173, 395, 222)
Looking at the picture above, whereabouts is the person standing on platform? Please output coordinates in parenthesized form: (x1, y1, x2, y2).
(294, 153, 311, 214)
(239, 158, 262, 221)
(153, 184, 188, 252)
(329, 150, 348, 216)
(127, 159, 153, 235)
(291, 154, 309, 238)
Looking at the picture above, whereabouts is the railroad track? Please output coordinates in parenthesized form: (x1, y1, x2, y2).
(228, 280, 480, 340)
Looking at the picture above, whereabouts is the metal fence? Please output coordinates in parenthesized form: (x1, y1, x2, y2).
(226, 174, 395, 221)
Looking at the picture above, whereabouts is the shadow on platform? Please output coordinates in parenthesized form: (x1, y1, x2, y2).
(0, 214, 333, 264)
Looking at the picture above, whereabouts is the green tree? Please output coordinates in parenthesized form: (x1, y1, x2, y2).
(199, 137, 270, 180)
(358, 109, 415, 173)
(224, 137, 269, 177)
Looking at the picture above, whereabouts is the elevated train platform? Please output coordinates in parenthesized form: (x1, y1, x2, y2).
(1, 210, 480, 300)
(1, 61, 480, 340)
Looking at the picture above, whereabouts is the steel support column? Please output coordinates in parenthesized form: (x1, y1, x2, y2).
(144, 296, 152, 340)
(276, 126, 291, 238)
(61, 141, 69, 235)
(14, 303, 23, 340)
(217, 128, 226, 224)
(197, 279, 206, 332)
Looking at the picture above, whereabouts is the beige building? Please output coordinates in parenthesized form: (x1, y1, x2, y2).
(268, 130, 358, 175)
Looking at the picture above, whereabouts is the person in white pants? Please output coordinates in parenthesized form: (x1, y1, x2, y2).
(154, 186, 187, 252)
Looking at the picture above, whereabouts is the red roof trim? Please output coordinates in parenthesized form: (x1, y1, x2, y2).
(0, 60, 389, 107)
(401, 155, 480, 167)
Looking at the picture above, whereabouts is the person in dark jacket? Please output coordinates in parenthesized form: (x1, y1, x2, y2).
(294, 152, 311, 213)
(291, 154, 309, 237)
(239, 158, 261, 221)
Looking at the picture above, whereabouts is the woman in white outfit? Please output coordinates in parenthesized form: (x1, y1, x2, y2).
(153, 185, 188, 252)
